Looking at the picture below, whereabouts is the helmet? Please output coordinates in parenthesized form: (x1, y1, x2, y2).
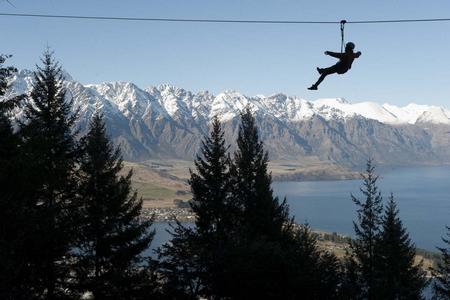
(345, 42, 355, 50)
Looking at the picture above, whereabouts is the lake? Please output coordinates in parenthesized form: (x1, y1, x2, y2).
(151, 165, 450, 252)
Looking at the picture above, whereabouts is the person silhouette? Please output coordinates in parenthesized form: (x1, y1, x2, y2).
(308, 42, 361, 90)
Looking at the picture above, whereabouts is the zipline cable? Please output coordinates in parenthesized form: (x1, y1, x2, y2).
(0, 13, 340, 24)
(2, 12, 450, 24)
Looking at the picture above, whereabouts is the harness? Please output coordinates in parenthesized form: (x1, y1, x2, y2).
(340, 20, 347, 53)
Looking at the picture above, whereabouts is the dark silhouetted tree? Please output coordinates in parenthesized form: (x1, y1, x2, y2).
(189, 115, 235, 242)
(158, 116, 236, 299)
(233, 106, 291, 239)
(433, 226, 450, 299)
(0, 54, 21, 201)
(287, 224, 342, 299)
(160, 108, 341, 299)
(74, 112, 157, 299)
(225, 106, 341, 299)
(348, 159, 383, 299)
(374, 193, 426, 299)
(19, 50, 80, 299)
(224, 106, 295, 299)
(0, 54, 15, 95)
(339, 255, 363, 299)
(188, 115, 238, 297)
(158, 225, 203, 300)
(0, 54, 32, 299)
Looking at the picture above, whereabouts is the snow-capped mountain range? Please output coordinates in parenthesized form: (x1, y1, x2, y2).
(6, 70, 450, 166)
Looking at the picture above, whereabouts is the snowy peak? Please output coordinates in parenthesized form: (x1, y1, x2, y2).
(382, 103, 450, 125)
(416, 107, 450, 124)
(314, 99, 400, 124)
(6, 69, 450, 126)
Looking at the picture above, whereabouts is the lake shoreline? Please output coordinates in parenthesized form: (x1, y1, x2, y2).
(146, 215, 441, 275)
(142, 166, 449, 253)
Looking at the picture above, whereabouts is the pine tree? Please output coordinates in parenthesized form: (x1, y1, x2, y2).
(0, 54, 26, 197)
(0, 54, 32, 299)
(316, 250, 342, 299)
(159, 108, 341, 299)
(0, 53, 19, 238)
(189, 116, 235, 239)
(158, 116, 236, 299)
(288, 224, 342, 299)
(75, 112, 156, 299)
(233, 105, 291, 239)
(226, 106, 341, 299)
(158, 225, 203, 299)
(0, 53, 20, 191)
(19, 50, 80, 299)
(0, 54, 16, 96)
(374, 193, 427, 299)
(349, 159, 383, 300)
(226, 106, 293, 298)
(188, 115, 237, 297)
(433, 226, 450, 299)
(339, 255, 363, 299)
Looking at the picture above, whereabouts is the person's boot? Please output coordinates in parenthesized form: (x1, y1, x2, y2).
(308, 85, 318, 90)
(316, 67, 323, 74)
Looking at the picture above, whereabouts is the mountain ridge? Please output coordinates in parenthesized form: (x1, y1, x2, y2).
(9, 69, 450, 125)
(5, 69, 450, 167)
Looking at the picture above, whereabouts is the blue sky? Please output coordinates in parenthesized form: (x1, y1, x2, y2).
(1, 0, 450, 106)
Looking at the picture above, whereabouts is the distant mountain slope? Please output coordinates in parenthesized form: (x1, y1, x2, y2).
(5, 69, 450, 167)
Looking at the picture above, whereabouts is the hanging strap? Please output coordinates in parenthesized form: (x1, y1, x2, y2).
(340, 20, 347, 53)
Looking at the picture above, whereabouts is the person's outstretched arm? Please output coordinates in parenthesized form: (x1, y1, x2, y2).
(325, 51, 344, 59)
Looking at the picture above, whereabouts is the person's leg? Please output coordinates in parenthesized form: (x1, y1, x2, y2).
(309, 66, 337, 89)
(314, 73, 328, 87)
